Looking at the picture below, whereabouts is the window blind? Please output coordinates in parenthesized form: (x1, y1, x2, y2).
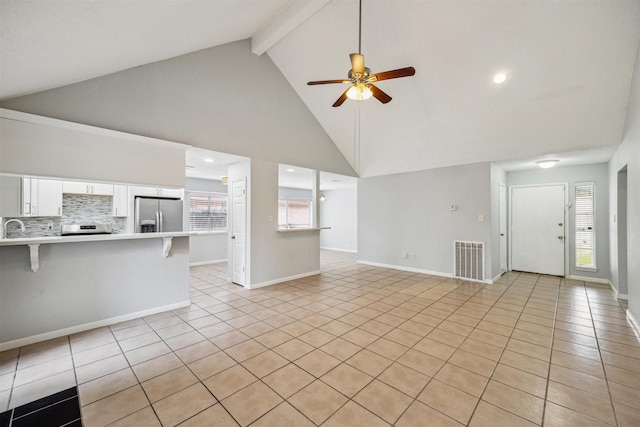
(575, 182, 595, 269)
(189, 193, 227, 231)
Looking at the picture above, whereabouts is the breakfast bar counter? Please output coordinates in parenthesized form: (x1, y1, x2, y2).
(0, 233, 191, 351)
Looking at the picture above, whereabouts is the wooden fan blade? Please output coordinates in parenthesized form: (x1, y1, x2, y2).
(368, 84, 392, 104)
(332, 88, 350, 107)
(308, 79, 349, 85)
(369, 66, 415, 82)
(350, 53, 365, 75)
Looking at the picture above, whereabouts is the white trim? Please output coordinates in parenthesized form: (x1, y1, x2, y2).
(357, 260, 453, 279)
(0, 300, 191, 352)
(190, 259, 227, 267)
(567, 275, 612, 285)
(626, 310, 640, 337)
(617, 294, 629, 301)
(491, 273, 503, 284)
(320, 247, 358, 253)
(247, 270, 321, 289)
(0, 108, 190, 150)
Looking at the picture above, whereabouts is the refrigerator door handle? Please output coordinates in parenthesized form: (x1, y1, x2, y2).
(159, 211, 164, 233)
(156, 211, 160, 233)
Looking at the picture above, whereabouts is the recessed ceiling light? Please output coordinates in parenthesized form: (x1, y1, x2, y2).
(286, 168, 295, 172)
(204, 158, 214, 163)
(536, 159, 559, 169)
(493, 72, 507, 84)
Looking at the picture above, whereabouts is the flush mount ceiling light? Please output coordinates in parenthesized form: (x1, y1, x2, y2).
(536, 159, 559, 169)
(307, 0, 415, 107)
(204, 158, 214, 163)
(493, 72, 507, 84)
(320, 193, 327, 201)
(286, 168, 295, 173)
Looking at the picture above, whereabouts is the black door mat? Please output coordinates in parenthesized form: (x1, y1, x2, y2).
(0, 387, 80, 427)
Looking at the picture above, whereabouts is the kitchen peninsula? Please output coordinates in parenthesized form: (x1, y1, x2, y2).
(0, 108, 194, 352)
(0, 232, 191, 351)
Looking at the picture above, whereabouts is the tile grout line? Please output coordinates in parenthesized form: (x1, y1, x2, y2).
(584, 280, 620, 427)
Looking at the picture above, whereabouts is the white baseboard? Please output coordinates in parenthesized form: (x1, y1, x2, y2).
(568, 275, 612, 285)
(248, 270, 322, 289)
(0, 300, 191, 352)
(357, 260, 453, 279)
(189, 258, 227, 267)
(320, 247, 358, 253)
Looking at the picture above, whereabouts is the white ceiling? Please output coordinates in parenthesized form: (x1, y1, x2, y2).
(2, 0, 639, 177)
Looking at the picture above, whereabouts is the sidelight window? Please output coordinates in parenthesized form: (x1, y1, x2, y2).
(575, 182, 596, 270)
(189, 192, 227, 231)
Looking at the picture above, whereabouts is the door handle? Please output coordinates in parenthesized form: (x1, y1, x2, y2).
(231, 236, 236, 240)
(500, 233, 504, 236)
(558, 236, 564, 240)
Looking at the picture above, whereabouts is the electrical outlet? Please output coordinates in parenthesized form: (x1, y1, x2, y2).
(402, 252, 408, 259)
(478, 215, 485, 222)
(410, 253, 416, 260)
(47, 223, 53, 230)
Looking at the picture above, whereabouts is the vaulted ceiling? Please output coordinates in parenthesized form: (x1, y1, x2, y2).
(1, 0, 639, 177)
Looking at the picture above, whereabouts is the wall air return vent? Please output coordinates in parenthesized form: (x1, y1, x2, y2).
(453, 241, 485, 282)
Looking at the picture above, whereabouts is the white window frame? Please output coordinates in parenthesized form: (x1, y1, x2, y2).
(278, 197, 313, 229)
(575, 182, 596, 271)
(189, 192, 228, 231)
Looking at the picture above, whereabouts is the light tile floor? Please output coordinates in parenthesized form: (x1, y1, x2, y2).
(1, 250, 640, 426)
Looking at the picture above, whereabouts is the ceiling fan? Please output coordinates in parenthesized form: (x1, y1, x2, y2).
(307, 0, 415, 107)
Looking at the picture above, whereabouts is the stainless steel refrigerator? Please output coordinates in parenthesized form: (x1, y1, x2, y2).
(134, 197, 183, 233)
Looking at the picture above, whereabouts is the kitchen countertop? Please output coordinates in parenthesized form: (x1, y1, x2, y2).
(0, 231, 193, 246)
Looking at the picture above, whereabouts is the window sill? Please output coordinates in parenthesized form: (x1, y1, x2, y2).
(576, 266, 598, 273)
(277, 227, 331, 233)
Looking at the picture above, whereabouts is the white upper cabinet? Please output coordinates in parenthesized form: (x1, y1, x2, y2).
(22, 178, 63, 217)
(62, 181, 114, 196)
(130, 186, 183, 199)
(112, 185, 129, 217)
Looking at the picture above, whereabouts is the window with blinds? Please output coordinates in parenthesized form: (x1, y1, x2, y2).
(575, 182, 596, 270)
(189, 193, 227, 231)
(278, 198, 312, 229)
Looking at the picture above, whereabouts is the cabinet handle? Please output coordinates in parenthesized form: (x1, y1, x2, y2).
(115, 208, 118, 216)
(58, 207, 61, 215)
(32, 205, 36, 215)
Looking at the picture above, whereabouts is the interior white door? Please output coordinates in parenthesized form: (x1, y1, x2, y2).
(510, 184, 566, 276)
(231, 179, 247, 286)
(499, 184, 507, 273)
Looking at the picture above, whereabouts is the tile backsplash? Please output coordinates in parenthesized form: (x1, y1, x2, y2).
(3, 194, 126, 238)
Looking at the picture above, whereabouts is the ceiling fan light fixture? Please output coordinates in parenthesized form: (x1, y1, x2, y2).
(346, 83, 373, 101)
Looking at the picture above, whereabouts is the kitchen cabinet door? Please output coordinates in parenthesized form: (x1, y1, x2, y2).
(63, 181, 114, 195)
(36, 179, 63, 216)
(112, 185, 129, 217)
(23, 178, 62, 216)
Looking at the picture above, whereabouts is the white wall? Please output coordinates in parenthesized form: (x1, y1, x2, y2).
(358, 162, 493, 279)
(610, 40, 640, 322)
(320, 187, 357, 252)
(0, 40, 356, 179)
(507, 163, 610, 282)
(249, 159, 320, 287)
(0, 112, 186, 188)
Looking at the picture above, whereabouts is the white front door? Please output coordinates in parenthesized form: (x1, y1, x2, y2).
(510, 184, 566, 276)
(499, 184, 507, 274)
(231, 179, 247, 286)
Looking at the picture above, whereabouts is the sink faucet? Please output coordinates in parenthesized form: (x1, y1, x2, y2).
(3, 219, 26, 239)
